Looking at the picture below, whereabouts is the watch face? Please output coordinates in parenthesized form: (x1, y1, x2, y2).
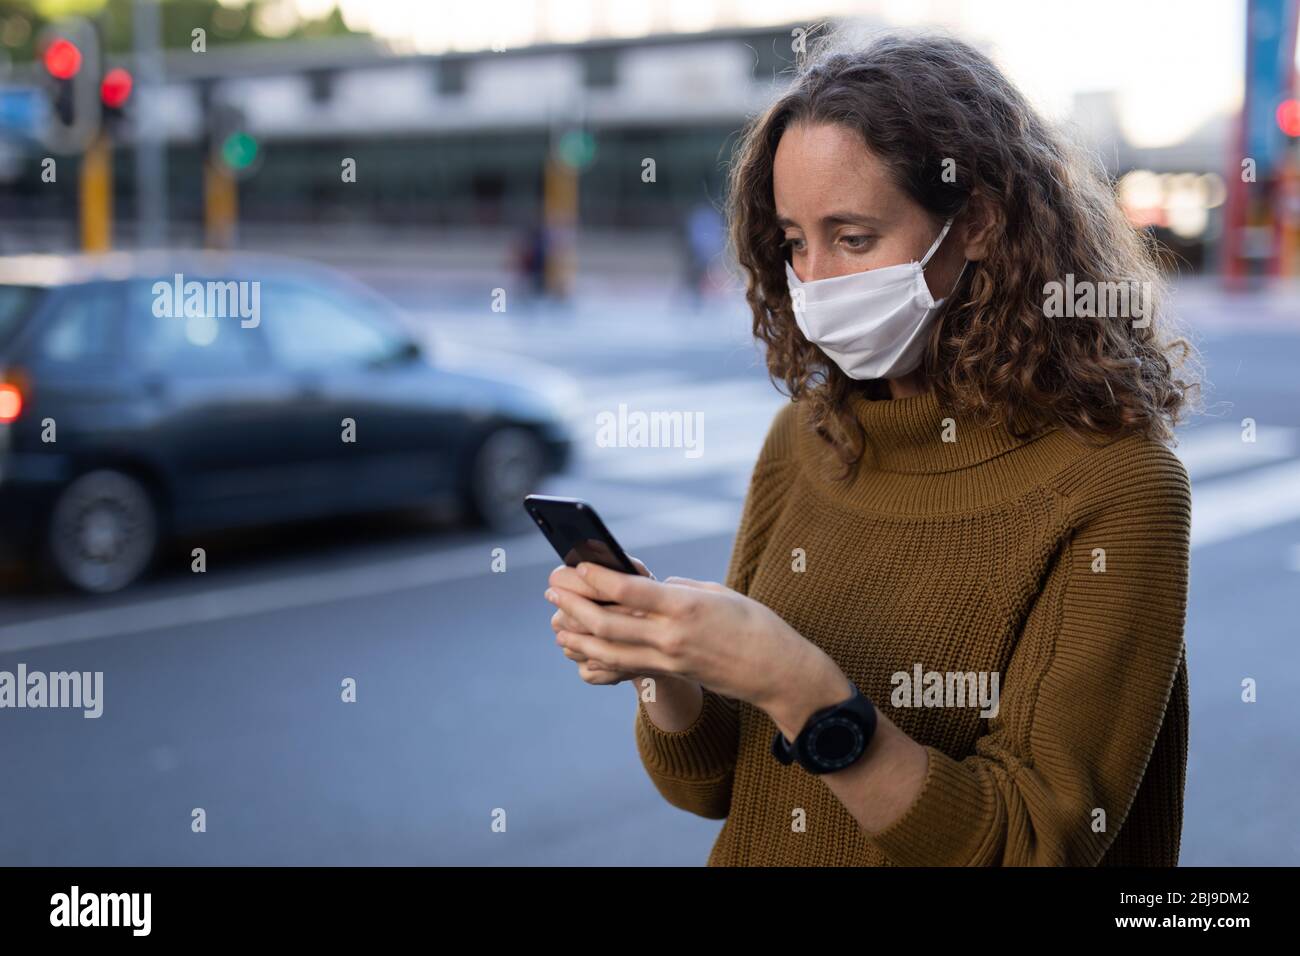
(804, 715, 865, 771)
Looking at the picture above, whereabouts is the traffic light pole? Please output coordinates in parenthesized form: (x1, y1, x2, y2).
(133, 0, 167, 247)
(80, 131, 112, 252)
(542, 153, 576, 299)
(204, 159, 238, 249)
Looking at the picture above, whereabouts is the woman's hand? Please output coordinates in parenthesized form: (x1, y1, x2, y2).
(548, 557, 654, 686)
(545, 561, 845, 716)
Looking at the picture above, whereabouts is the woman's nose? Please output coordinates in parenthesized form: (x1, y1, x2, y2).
(801, 251, 836, 283)
(793, 252, 815, 283)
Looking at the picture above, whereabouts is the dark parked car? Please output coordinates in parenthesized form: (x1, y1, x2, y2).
(0, 252, 572, 593)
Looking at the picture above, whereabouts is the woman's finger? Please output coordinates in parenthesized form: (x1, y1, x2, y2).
(547, 564, 605, 601)
(661, 575, 729, 593)
(552, 604, 642, 637)
(551, 607, 583, 634)
(575, 562, 684, 616)
(577, 661, 625, 686)
(558, 628, 675, 677)
(547, 585, 660, 646)
(548, 556, 656, 603)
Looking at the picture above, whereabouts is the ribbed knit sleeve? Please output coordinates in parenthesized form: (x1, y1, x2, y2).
(633, 401, 799, 819)
(864, 438, 1191, 866)
(634, 688, 741, 819)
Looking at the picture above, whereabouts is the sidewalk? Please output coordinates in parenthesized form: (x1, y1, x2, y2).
(209, 226, 1300, 333)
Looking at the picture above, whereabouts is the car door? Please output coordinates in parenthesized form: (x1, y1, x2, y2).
(122, 277, 324, 531)
(255, 277, 461, 510)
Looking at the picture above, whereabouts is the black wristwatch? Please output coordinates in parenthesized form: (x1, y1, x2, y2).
(771, 683, 877, 774)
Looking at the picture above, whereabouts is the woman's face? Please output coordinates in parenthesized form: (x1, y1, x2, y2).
(773, 121, 968, 302)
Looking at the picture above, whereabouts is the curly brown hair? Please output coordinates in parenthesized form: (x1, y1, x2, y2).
(726, 30, 1199, 473)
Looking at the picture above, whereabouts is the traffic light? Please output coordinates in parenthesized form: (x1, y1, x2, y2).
(42, 37, 81, 126)
(554, 128, 597, 171)
(205, 103, 260, 178)
(42, 37, 82, 79)
(99, 66, 133, 137)
(1278, 98, 1300, 139)
(37, 18, 100, 152)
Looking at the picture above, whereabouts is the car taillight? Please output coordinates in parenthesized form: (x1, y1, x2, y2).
(0, 382, 22, 423)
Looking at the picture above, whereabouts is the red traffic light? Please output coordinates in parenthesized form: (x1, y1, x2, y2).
(42, 37, 82, 80)
(101, 68, 133, 109)
(1278, 98, 1300, 138)
(0, 382, 23, 424)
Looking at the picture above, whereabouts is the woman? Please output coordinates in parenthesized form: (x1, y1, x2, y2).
(543, 32, 1196, 866)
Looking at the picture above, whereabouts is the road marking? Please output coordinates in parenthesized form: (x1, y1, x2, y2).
(5, 418, 1300, 651)
(583, 440, 768, 482)
(431, 313, 752, 355)
(0, 499, 741, 653)
(570, 380, 782, 481)
(1190, 458, 1300, 549)
(1174, 424, 1297, 481)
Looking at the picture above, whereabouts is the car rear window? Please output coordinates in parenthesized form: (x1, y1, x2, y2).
(0, 285, 44, 352)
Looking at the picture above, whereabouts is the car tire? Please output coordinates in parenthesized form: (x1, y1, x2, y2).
(464, 426, 546, 530)
(45, 469, 159, 594)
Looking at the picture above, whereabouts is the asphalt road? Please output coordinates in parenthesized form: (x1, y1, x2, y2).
(0, 280, 1297, 865)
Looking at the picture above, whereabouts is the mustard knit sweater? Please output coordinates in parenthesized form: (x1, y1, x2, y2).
(634, 389, 1191, 866)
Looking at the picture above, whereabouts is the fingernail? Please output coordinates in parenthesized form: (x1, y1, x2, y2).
(545, 589, 557, 602)
(576, 564, 589, 577)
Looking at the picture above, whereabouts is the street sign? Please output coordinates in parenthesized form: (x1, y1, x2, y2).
(0, 87, 50, 139)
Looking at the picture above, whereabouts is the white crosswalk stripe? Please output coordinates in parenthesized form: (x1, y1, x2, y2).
(428, 306, 1300, 558)
(1174, 424, 1298, 481)
(567, 374, 1300, 552)
(1174, 424, 1300, 549)
(1190, 459, 1300, 549)
(426, 310, 755, 357)
(568, 378, 785, 483)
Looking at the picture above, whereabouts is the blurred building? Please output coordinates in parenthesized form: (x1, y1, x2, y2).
(1, 25, 816, 244)
(0, 15, 1239, 272)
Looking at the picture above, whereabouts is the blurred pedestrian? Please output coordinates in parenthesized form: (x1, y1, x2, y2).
(514, 219, 549, 307)
(679, 201, 724, 308)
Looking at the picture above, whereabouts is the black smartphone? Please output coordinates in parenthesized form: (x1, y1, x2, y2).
(523, 495, 639, 604)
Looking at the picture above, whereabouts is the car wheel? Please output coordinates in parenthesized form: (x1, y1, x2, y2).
(466, 426, 546, 530)
(46, 469, 159, 594)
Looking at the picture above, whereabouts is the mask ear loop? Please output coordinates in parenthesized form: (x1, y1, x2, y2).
(944, 259, 970, 301)
(918, 217, 954, 268)
(919, 217, 970, 306)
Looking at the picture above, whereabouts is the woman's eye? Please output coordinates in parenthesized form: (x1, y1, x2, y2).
(781, 236, 805, 252)
(841, 235, 874, 250)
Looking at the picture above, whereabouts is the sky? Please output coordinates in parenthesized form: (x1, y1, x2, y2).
(243, 0, 1251, 148)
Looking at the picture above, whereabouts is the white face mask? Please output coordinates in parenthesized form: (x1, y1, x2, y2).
(785, 218, 966, 381)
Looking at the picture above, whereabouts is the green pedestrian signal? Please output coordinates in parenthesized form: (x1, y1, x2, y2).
(220, 131, 258, 171)
(555, 129, 596, 170)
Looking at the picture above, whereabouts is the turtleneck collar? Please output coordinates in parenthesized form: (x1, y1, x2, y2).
(847, 388, 1041, 474)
